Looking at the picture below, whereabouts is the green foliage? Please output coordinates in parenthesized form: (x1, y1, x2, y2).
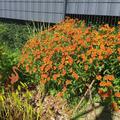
(0, 21, 52, 92)
(0, 21, 34, 91)
(0, 43, 19, 87)
(0, 22, 30, 49)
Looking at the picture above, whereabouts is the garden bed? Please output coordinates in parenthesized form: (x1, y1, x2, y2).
(0, 18, 120, 120)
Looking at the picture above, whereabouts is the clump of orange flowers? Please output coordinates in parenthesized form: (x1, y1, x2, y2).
(104, 75, 115, 81)
(18, 18, 120, 111)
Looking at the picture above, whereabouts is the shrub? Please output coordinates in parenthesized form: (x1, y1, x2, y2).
(18, 18, 120, 111)
(0, 43, 19, 89)
(0, 21, 40, 91)
(0, 22, 30, 49)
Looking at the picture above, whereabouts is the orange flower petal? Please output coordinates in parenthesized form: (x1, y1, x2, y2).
(72, 71, 79, 80)
(96, 75, 102, 80)
(115, 92, 120, 98)
(99, 81, 112, 87)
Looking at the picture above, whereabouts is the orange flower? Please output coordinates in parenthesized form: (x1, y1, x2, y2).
(47, 77, 50, 81)
(53, 66, 57, 70)
(106, 48, 113, 56)
(115, 92, 120, 98)
(100, 44, 105, 50)
(58, 64, 64, 70)
(98, 89, 111, 98)
(89, 58, 93, 64)
(98, 55, 103, 60)
(41, 74, 48, 79)
(45, 65, 52, 72)
(67, 56, 73, 65)
(117, 40, 120, 45)
(86, 38, 90, 42)
(57, 92, 63, 97)
(118, 48, 120, 55)
(104, 75, 115, 81)
(99, 81, 112, 87)
(40, 65, 45, 71)
(65, 80, 71, 85)
(91, 52, 96, 58)
(81, 54, 86, 62)
(98, 89, 104, 94)
(72, 71, 79, 80)
(111, 102, 119, 111)
(84, 64, 88, 71)
(20, 58, 25, 65)
(26, 65, 29, 72)
(118, 56, 120, 61)
(41, 79, 47, 84)
(96, 75, 102, 80)
(53, 74, 60, 80)
(69, 68, 73, 73)
(71, 51, 75, 55)
(61, 69, 66, 76)
(101, 93, 110, 98)
(63, 86, 67, 92)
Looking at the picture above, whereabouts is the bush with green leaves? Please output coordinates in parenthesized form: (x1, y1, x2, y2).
(0, 43, 20, 88)
(0, 21, 49, 91)
(18, 18, 120, 111)
(0, 22, 30, 49)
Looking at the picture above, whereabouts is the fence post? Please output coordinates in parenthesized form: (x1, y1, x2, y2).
(64, 0, 67, 20)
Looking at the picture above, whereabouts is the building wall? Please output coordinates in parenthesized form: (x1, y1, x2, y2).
(0, 0, 65, 23)
(0, 0, 120, 23)
(67, 0, 120, 16)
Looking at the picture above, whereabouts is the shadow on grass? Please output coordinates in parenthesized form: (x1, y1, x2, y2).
(71, 104, 100, 120)
(95, 105, 112, 120)
(71, 105, 113, 120)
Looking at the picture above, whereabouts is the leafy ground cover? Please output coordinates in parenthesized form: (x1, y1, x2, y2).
(0, 21, 31, 91)
(0, 21, 31, 49)
(0, 18, 120, 120)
